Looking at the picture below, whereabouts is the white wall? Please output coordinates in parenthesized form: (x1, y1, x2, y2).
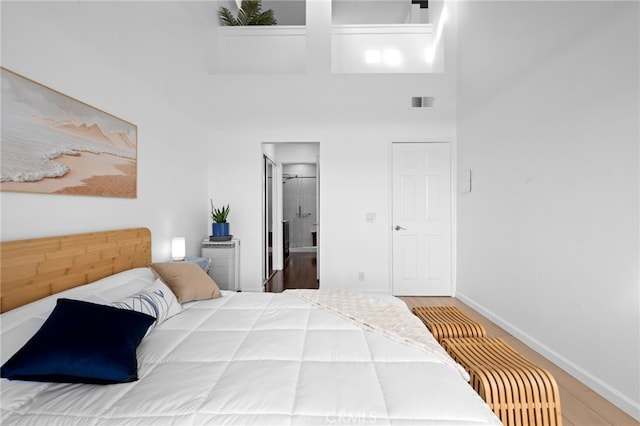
(275, 142, 319, 164)
(456, 1, 639, 419)
(208, 72, 458, 291)
(209, 0, 459, 292)
(1, 1, 215, 259)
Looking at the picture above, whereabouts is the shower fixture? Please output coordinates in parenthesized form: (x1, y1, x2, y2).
(297, 205, 311, 218)
(282, 174, 298, 183)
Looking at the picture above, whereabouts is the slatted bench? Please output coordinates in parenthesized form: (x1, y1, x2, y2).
(440, 337, 563, 426)
(411, 305, 487, 343)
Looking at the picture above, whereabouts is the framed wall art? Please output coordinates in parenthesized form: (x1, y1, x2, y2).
(1, 67, 137, 198)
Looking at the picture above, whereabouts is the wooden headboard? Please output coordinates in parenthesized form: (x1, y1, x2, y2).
(0, 228, 151, 313)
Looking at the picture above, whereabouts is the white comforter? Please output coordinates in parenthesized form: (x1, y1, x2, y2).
(1, 268, 500, 425)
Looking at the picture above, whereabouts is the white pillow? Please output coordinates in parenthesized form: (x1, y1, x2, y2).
(112, 279, 182, 330)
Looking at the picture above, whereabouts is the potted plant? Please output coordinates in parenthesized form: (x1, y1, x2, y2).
(210, 199, 230, 238)
(218, 0, 277, 26)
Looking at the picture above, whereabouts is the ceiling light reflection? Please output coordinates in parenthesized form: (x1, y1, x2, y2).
(383, 49, 402, 66)
(365, 49, 403, 66)
(365, 50, 381, 64)
(426, 5, 448, 63)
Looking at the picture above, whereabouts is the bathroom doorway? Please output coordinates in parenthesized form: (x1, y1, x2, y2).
(262, 142, 319, 291)
(282, 163, 317, 252)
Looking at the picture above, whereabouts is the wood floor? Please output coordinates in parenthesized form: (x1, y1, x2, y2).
(266, 256, 638, 425)
(401, 297, 639, 426)
(265, 251, 318, 292)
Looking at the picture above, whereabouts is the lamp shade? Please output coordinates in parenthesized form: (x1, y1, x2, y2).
(171, 237, 186, 261)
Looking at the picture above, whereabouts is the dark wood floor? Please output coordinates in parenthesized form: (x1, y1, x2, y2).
(265, 252, 318, 292)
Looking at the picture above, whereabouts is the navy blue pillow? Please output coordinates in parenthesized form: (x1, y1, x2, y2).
(1, 298, 155, 384)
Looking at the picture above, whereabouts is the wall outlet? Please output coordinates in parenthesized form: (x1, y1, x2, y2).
(366, 212, 376, 222)
(358, 272, 365, 281)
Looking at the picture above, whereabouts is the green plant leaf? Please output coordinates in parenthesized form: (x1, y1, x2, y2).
(218, 6, 238, 26)
(211, 199, 230, 223)
(218, 0, 276, 27)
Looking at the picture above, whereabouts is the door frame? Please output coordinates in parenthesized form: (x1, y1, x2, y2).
(388, 139, 457, 296)
(262, 154, 278, 284)
(261, 142, 321, 284)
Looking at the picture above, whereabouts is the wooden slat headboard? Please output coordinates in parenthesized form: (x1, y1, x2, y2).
(0, 228, 151, 313)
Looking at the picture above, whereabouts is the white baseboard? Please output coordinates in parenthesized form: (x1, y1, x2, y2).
(456, 292, 640, 422)
(241, 285, 264, 293)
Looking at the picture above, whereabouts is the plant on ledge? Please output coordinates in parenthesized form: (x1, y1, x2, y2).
(210, 199, 230, 223)
(218, 0, 277, 26)
(210, 199, 231, 238)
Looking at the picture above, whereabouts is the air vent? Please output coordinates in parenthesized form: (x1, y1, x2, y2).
(411, 96, 435, 108)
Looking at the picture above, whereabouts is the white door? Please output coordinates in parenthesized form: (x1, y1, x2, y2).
(392, 142, 452, 296)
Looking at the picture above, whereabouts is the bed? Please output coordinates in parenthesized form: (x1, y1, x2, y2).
(0, 228, 501, 425)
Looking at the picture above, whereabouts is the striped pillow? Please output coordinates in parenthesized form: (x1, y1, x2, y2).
(112, 279, 181, 330)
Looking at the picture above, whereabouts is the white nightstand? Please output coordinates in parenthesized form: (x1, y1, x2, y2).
(201, 239, 240, 291)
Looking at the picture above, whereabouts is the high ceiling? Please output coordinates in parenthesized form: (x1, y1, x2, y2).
(221, 1, 418, 26)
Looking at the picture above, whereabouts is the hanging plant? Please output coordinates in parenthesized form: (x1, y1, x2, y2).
(218, 0, 277, 26)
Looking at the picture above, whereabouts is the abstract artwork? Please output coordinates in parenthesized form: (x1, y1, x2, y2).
(1, 68, 137, 198)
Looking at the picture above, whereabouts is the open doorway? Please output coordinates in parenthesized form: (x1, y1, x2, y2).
(282, 163, 317, 252)
(262, 142, 319, 292)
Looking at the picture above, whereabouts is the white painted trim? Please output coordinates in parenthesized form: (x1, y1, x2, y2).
(239, 285, 265, 293)
(387, 141, 394, 295)
(450, 137, 458, 297)
(219, 25, 306, 37)
(457, 292, 640, 422)
(260, 154, 272, 286)
(273, 163, 283, 270)
(332, 24, 433, 35)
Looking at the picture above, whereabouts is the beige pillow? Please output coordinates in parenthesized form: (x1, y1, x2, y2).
(149, 262, 221, 303)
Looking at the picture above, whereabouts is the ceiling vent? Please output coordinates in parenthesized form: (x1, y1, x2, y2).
(411, 96, 435, 108)
(411, 0, 429, 8)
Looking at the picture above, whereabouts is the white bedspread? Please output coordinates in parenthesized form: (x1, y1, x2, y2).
(1, 268, 500, 425)
(288, 289, 469, 380)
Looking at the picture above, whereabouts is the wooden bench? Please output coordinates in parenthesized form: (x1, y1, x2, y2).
(441, 337, 562, 426)
(411, 306, 487, 343)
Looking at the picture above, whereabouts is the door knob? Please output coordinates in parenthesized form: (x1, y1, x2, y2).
(394, 225, 406, 231)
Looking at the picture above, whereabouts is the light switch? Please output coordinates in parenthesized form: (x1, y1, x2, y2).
(460, 169, 472, 193)
(366, 212, 376, 223)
